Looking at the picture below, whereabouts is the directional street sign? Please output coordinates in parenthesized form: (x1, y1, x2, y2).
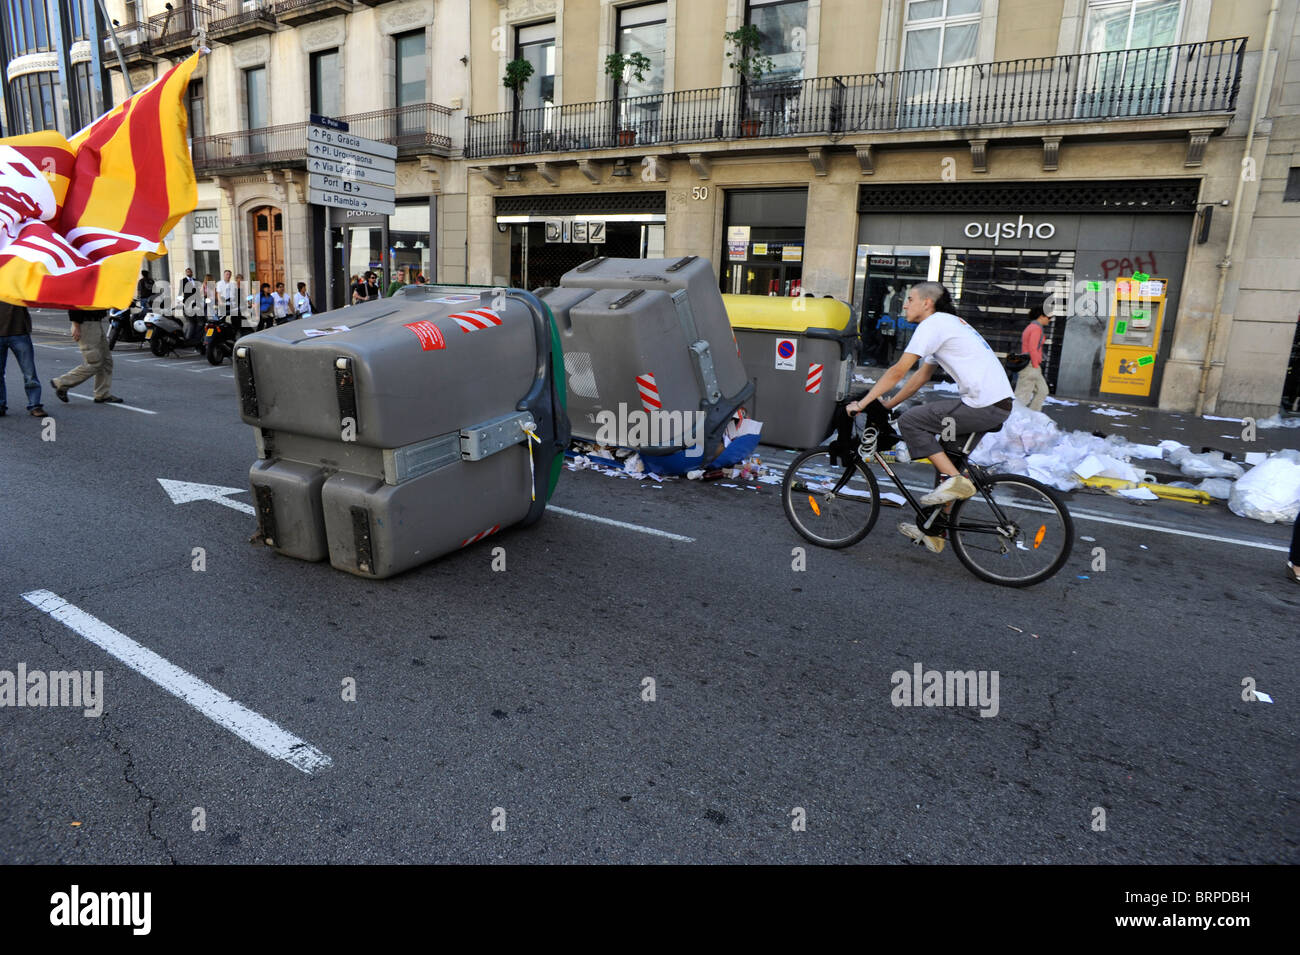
(306, 124, 397, 160)
(307, 187, 396, 217)
(306, 156, 396, 188)
(307, 174, 394, 203)
(306, 139, 395, 172)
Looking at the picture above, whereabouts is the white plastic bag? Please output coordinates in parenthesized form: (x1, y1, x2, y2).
(1197, 477, 1234, 500)
(1228, 455, 1300, 523)
(1177, 451, 1244, 480)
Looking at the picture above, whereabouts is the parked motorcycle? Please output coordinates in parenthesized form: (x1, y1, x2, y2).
(106, 303, 149, 350)
(144, 311, 207, 357)
(202, 313, 241, 365)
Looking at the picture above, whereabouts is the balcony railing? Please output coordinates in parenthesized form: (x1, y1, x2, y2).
(102, 19, 159, 63)
(147, 1, 221, 55)
(466, 38, 1245, 159)
(192, 103, 456, 173)
(208, 1, 277, 42)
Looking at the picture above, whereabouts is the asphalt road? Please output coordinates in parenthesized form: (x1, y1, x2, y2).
(1, 327, 1296, 864)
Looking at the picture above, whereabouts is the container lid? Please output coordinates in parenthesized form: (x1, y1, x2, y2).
(723, 294, 853, 333)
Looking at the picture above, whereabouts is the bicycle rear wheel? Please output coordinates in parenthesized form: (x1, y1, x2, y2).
(948, 474, 1074, 587)
(782, 447, 881, 548)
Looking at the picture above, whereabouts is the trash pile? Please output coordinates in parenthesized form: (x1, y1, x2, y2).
(950, 404, 1300, 523)
(565, 443, 774, 488)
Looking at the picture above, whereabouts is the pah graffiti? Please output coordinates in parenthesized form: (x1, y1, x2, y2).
(1100, 252, 1158, 280)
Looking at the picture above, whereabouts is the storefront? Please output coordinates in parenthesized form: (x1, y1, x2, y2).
(327, 197, 435, 307)
(854, 180, 1200, 405)
(494, 192, 666, 290)
(721, 188, 806, 297)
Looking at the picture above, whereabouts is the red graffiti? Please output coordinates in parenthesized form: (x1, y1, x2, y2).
(1101, 252, 1158, 280)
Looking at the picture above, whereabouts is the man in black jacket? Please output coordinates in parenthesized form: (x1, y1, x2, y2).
(0, 300, 46, 417)
(50, 308, 121, 404)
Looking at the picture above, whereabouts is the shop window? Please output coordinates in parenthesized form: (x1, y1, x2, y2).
(722, 188, 808, 296)
(187, 78, 206, 142)
(389, 202, 433, 283)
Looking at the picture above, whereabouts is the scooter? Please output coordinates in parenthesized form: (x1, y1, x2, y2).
(144, 310, 206, 357)
(106, 302, 149, 350)
(202, 312, 244, 365)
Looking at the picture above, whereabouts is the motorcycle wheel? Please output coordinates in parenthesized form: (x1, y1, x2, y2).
(150, 335, 169, 357)
(107, 324, 120, 350)
(206, 341, 225, 365)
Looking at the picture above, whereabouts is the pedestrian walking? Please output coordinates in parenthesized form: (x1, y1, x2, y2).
(216, 269, 235, 317)
(349, 274, 363, 305)
(293, 282, 314, 320)
(272, 282, 290, 324)
(1013, 305, 1052, 412)
(0, 299, 46, 418)
(49, 308, 121, 404)
(365, 272, 381, 300)
(256, 282, 275, 331)
(387, 266, 408, 298)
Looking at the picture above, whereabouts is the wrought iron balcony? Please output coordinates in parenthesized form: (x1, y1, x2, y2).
(147, 1, 220, 57)
(466, 37, 1245, 159)
(208, 1, 277, 44)
(191, 103, 456, 174)
(102, 20, 160, 68)
(273, 0, 353, 28)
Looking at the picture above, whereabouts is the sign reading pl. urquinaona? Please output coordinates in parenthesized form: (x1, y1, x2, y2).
(307, 116, 397, 216)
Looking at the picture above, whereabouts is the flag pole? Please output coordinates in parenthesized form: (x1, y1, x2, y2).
(95, 0, 135, 97)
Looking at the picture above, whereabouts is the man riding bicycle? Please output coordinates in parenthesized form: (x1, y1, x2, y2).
(845, 282, 1014, 554)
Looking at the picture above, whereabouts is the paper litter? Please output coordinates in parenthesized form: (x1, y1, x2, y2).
(1117, 487, 1159, 501)
(1228, 452, 1300, 523)
(1091, 407, 1136, 417)
(1256, 414, 1300, 429)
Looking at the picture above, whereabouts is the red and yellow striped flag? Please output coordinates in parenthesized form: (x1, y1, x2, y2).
(0, 52, 202, 310)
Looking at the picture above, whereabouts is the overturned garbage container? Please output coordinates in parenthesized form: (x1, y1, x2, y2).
(540, 256, 753, 471)
(235, 287, 568, 579)
(723, 293, 859, 450)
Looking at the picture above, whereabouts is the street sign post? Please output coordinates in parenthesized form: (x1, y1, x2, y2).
(307, 187, 396, 217)
(306, 124, 397, 160)
(306, 156, 396, 188)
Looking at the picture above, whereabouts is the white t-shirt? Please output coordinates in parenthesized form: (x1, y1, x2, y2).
(293, 292, 312, 317)
(272, 291, 289, 317)
(905, 311, 1014, 408)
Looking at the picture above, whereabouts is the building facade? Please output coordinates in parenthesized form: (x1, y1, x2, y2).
(80, 0, 1300, 416)
(2, 0, 113, 137)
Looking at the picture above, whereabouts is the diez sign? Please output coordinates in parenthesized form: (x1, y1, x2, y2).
(963, 215, 1056, 247)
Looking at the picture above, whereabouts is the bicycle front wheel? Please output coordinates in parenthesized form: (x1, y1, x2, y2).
(782, 447, 881, 548)
(948, 474, 1074, 587)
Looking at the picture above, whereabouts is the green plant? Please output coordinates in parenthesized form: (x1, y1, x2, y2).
(724, 24, 774, 83)
(605, 50, 653, 87)
(502, 57, 535, 94)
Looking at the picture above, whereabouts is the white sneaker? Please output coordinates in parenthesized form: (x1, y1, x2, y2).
(899, 522, 946, 554)
(919, 475, 976, 508)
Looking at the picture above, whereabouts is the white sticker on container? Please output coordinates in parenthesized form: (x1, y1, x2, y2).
(775, 337, 797, 371)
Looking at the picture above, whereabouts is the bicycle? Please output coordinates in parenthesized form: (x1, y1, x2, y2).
(781, 411, 1075, 587)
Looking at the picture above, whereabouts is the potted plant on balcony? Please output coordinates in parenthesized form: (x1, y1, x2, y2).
(724, 24, 774, 137)
(503, 57, 535, 154)
(605, 50, 653, 146)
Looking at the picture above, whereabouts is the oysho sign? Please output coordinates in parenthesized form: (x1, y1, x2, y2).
(964, 215, 1056, 247)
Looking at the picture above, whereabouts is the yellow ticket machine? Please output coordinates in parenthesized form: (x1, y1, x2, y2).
(1100, 275, 1167, 399)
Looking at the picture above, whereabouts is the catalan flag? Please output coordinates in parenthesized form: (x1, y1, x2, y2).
(0, 52, 202, 310)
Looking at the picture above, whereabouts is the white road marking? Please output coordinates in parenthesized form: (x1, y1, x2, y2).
(67, 393, 156, 414)
(158, 478, 255, 514)
(21, 590, 332, 774)
(33, 342, 77, 351)
(548, 505, 695, 543)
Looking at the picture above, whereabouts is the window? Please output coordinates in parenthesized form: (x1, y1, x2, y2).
(746, 0, 809, 84)
(310, 48, 340, 118)
(899, 0, 981, 126)
(244, 66, 267, 154)
(395, 30, 425, 137)
(616, 2, 667, 98)
(1080, 0, 1182, 117)
(516, 22, 556, 111)
(1284, 168, 1300, 203)
(10, 71, 58, 133)
(902, 0, 981, 72)
(187, 78, 205, 141)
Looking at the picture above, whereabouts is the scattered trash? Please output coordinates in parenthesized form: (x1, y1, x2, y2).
(1245, 451, 1268, 466)
(1202, 414, 1244, 423)
(1007, 625, 1024, 633)
(1196, 477, 1234, 500)
(1253, 690, 1275, 704)
(1167, 446, 1244, 480)
(1076, 575, 1090, 580)
(1092, 407, 1136, 417)
(1080, 536, 1096, 542)
(1229, 453, 1300, 523)
(1042, 397, 1079, 407)
(1139, 544, 1148, 550)
(1117, 486, 1160, 501)
(1256, 414, 1300, 429)
(880, 492, 907, 506)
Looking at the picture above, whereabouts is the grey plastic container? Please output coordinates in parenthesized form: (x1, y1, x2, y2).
(733, 329, 853, 449)
(235, 289, 569, 579)
(558, 256, 748, 400)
